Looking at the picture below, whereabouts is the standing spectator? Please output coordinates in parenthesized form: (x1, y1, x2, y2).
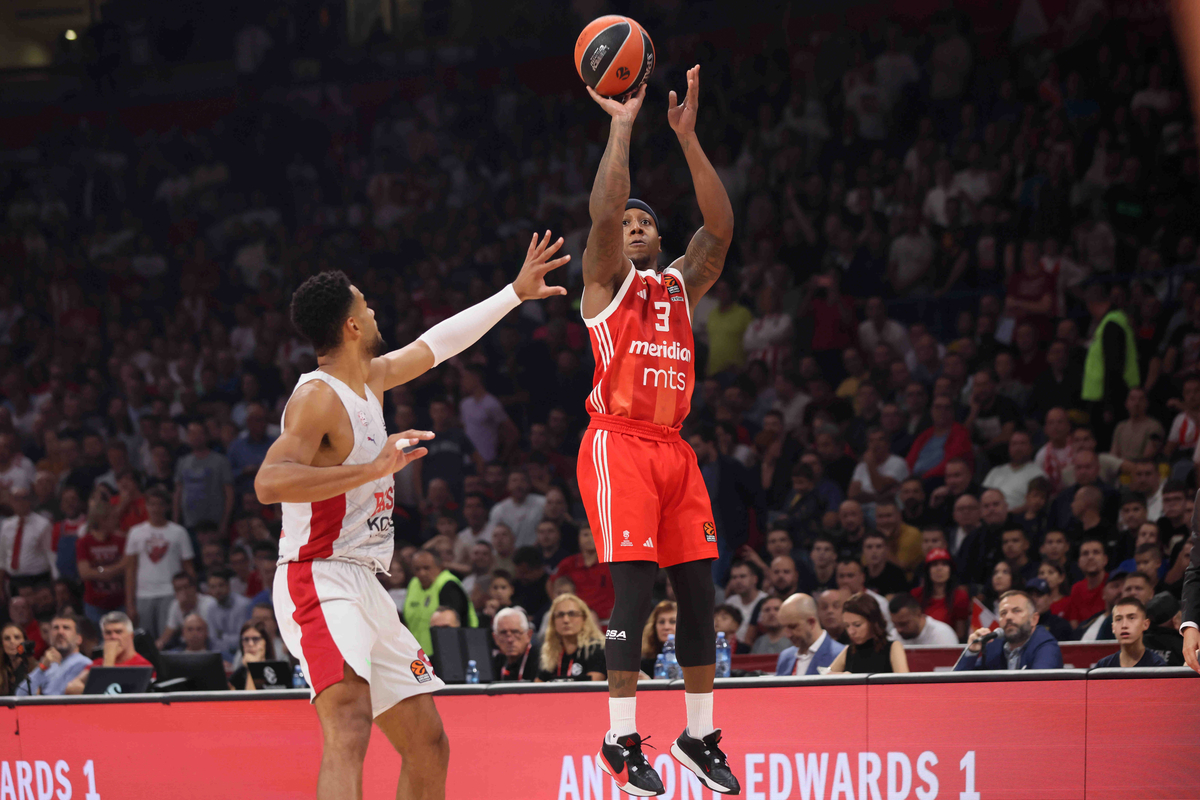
(535, 594, 605, 682)
(955, 590, 1063, 671)
(487, 469, 545, 549)
(549, 528, 614, 621)
(157, 572, 218, 651)
(174, 421, 233, 537)
(52, 486, 86, 584)
(459, 365, 510, 463)
(0, 433, 35, 498)
(888, 592, 959, 645)
(906, 396, 973, 483)
(403, 549, 476, 655)
(705, 282, 754, 376)
(228, 621, 275, 691)
(639, 600, 676, 676)
(887, 208, 935, 297)
(829, 592, 908, 674)
(19, 614, 91, 696)
(1081, 285, 1139, 447)
(911, 548, 971, 640)
(1094, 597, 1166, 668)
(65, 611, 155, 694)
(775, 593, 845, 676)
(749, 596, 788, 655)
(75, 495, 127, 624)
(226, 404, 275, 495)
(982, 430, 1045, 513)
(492, 607, 537, 682)
(205, 568, 251, 661)
(0, 487, 55, 592)
(1064, 538, 1109, 628)
(123, 489, 195, 639)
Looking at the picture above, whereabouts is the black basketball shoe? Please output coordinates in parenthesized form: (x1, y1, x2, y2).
(597, 733, 665, 797)
(670, 728, 741, 795)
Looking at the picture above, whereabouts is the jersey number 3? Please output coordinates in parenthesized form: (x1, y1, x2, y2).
(654, 301, 670, 332)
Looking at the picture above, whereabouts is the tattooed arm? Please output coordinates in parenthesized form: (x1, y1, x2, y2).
(667, 66, 734, 309)
(581, 86, 645, 319)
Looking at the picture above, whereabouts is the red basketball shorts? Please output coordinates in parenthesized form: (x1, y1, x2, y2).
(578, 415, 718, 567)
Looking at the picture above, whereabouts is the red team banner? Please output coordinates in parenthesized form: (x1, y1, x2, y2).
(1, 675, 1197, 799)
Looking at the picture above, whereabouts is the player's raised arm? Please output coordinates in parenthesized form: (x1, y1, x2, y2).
(581, 85, 645, 315)
(667, 65, 734, 307)
(254, 381, 431, 504)
(367, 231, 569, 393)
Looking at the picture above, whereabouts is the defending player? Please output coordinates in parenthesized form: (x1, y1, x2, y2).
(579, 65, 739, 796)
(254, 232, 567, 800)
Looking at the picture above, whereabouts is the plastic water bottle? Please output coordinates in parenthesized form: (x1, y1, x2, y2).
(292, 665, 307, 689)
(465, 659, 480, 684)
(663, 634, 680, 679)
(715, 632, 731, 678)
(653, 654, 668, 679)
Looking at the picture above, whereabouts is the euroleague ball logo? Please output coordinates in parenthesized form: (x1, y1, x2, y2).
(615, 66, 630, 81)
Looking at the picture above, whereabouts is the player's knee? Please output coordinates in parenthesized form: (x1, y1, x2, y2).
(319, 696, 373, 753)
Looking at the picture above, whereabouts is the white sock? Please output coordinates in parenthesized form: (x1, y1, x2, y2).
(606, 697, 638, 743)
(685, 691, 714, 739)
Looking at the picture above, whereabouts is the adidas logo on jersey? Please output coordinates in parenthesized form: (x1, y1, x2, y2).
(643, 538, 653, 548)
(637, 290, 647, 299)
(605, 629, 627, 640)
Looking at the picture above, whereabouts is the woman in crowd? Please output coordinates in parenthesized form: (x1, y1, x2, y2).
(1037, 560, 1070, 617)
(536, 594, 605, 682)
(228, 621, 275, 691)
(829, 593, 908, 674)
(0, 623, 37, 696)
(982, 561, 1015, 614)
(639, 600, 677, 676)
(909, 548, 970, 640)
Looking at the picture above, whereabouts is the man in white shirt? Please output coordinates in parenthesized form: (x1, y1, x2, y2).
(158, 572, 219, 650)
(453, 493, 492, 566)
(123, 488, 196, 639)
(889, 592, 959, 646)
(921, 159, 957, 227)
(459, 365, 510, 463)
(487, 469, 545, 549)
(0, 487, 55, 591)
(982, 430, 1045, 513)
(849, 428, 910, 519)
(857, 296, 911, 358)
(0, 434, 35, 499)
(771, 371, 810, 439)
(724, 560, 768, 645)
(888, 208, 934, 296)
(1129, 460, 1163, 522)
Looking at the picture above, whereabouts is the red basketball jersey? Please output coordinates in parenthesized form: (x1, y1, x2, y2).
(583, 265, 694, 430)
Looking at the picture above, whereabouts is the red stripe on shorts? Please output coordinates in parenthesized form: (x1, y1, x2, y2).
(287, 561, 345, 695)
(297, 493, 346, 560)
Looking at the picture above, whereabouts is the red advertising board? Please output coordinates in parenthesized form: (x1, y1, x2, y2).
(2, 676, 1198, 799)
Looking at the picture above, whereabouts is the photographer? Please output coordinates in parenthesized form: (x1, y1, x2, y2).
(954, 590, 1063, 671)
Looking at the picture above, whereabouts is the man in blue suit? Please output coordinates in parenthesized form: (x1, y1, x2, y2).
(954, 590, 1063, 671)
(775, 593, 846, 676)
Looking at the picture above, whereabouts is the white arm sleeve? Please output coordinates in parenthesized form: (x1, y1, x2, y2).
(417, 284, 522, 367)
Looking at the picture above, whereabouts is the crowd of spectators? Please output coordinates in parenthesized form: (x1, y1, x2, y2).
(1, 3, 1196, 692)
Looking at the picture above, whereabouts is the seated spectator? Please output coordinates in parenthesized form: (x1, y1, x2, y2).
(510, 546, 551, 622)
(491, 525, 517, 575)
(404, 548, 477, 655)
(962, 369, 1022, 467)
(1064, 537, 1109, 628)
(4, 597, 44, 658)
(1001, 528, 1038, 585)
(535, 594, 605, 682)
(452, 494, 493, 569)
(775, 593, 846, 676)
(1067, 486, 1119, 559)
(1132, 542, 1167, 589)
(66, 611, 155, 694)
(1157, 481, 1191, 553)
(0, 623, 37, 696)
(713, 605, 751, 654)
(1025, 578, 1074, 642)
(171, 613, 212, 653)
(808, 534, 840, 594)
(157, 572, 218, 651)
(1075, 571, 1127, 643)
(75, 494, 127, 625)
(832, 500, 871, 558)
(888, 592, 959, 645)
(430, 607, 461, 629)
(982, 430, 1044, 512)
(1051, 450, 1119, 533)
(898, 478, 936, 530)
(534, 520, 569, 570)
(1126, 458, 1163, 521)
(776, 464, 828, 544)
(460, 541, 496, 595)
(750, 597, 788, 655)
(1037, 561, 1071, 618)
(721, 560, 767, 645)
(19, 614, 91, 696)
(492, 607, 537, 682)
(549, 528, 613, 621)
(639, 600, 676, 677)
(484, 571, 515, 621)
(829, 592, 908, 674)
(980, 561, 1015, 615)
(767, 555, 811, 599)
(861, 530, 911, 597)
(1095, 597, 1167, 668)
(1142, 592, 1186, 667)
(848, 427, 910, 517)
(835, 558, 896, 637)
(873, 499, 922, 574)
(955, 590, 1063, 671)
(906, 395, 972, 483)
(817, 588, 850, 645)
(488, 469, 545, 549)
(910, 548, 970, 640)
(228, 621, 275, 690)
(246, 604, 291, 666)
(1110, 388, 1162, 461)
(1020, 476, 1052, 546)
(1039, 529, 1082, 585)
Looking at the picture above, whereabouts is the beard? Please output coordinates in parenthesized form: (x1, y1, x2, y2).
(366, 329, 386, 358)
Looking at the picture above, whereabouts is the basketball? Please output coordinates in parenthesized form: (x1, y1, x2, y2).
(574, 15, 655, 100)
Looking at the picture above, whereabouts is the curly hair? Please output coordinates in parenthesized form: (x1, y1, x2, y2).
(289, 270, 354, 355)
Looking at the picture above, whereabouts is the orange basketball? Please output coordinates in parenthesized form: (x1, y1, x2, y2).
(574, 15, 655, 100)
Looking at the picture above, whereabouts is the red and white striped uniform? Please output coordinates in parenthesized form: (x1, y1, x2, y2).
(278, 371, 395, 571)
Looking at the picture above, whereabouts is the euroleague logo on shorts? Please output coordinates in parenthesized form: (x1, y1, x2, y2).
(703, 522, 716, 543)
(411, 649, 434, 684)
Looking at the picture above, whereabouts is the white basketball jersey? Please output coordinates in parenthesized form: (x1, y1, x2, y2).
(278, 371, 395, 572)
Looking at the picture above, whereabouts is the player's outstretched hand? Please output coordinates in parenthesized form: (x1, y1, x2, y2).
(668, 65, 700, 137)
(513, 230, 570, 301)
(586, 83, 646, 124)
(372, 431, 434, 479)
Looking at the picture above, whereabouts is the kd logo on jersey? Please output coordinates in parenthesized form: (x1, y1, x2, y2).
(703, 522, 716, 543)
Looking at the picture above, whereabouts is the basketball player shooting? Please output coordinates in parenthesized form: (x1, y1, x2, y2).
(579, 65, 740, 796)
(254, 232, 568, 800)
